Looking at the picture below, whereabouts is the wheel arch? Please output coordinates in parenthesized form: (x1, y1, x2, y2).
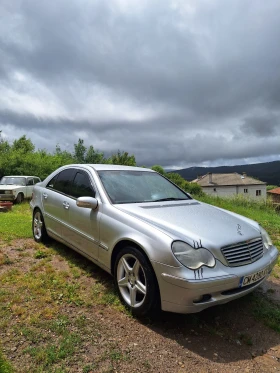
(111, 239, 152, 276)
(32, 206, 43, 217)
(16, 191, 24, 200)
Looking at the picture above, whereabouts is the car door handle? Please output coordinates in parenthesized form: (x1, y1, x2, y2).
(43, 193, 48, 199)
(63, 201, 70, 210)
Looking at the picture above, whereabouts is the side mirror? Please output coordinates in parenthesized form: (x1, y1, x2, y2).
(76, 196, 98, 210)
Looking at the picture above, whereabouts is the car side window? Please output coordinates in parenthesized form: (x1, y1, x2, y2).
(71, 171, 95, 199)
(27, 178, 34, 186)
(47, 174, 58, 189)
(34, 178, 40, 184)
(48, 169, 75, 195)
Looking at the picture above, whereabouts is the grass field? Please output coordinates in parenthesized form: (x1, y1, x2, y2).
(0, 199, 280, 372)
(0, 203, 32, 242)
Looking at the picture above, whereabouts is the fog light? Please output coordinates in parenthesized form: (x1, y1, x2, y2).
(193, 294, 212, 304)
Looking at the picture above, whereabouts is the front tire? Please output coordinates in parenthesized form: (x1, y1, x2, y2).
(33, 209, 49, 243)
(114, 246, 160, 317)
(15, 193, 24, 204)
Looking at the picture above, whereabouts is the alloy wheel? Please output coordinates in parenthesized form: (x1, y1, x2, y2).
(116, 253, 147, 308)
(33, 211, 43, 240)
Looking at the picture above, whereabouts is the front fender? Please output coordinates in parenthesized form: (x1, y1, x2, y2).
(98, 204, 180, 270)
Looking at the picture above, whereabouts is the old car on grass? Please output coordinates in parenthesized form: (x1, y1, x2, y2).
(30, 164, 278, 316)
(0, 175, 41, 204)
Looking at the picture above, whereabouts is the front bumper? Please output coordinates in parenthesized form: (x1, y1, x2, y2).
(0, 194, 15, 202)
(153, 246, 279, 314)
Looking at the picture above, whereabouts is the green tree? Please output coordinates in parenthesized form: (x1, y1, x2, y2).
(85, 145, 104, 164)
(109, 151, 136, 166)
(12, 135, 35, 153)
(151, 164, 204, 196)
(151, 165, 166, 175)
(167, 172, 188, 190)
(74, 138, 86, 163)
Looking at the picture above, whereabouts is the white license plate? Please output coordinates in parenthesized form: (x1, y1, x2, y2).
(239, 265, 271, 288)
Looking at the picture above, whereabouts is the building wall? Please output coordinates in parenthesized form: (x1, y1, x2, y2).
(268, 193, 280, 204)
(202, 185, 267, 199)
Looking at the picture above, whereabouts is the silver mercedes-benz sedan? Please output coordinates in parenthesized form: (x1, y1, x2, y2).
(30, 164, 278, 316)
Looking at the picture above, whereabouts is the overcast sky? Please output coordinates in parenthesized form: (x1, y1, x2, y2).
(0, 0, 280, 169)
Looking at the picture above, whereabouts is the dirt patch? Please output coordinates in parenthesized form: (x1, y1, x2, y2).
(1, 239, 280, 372)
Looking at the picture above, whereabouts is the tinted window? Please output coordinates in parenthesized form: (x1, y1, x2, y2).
(51, 169, 75, 195)
(71, 172, 95, 198)
(47, 174, 58, 189)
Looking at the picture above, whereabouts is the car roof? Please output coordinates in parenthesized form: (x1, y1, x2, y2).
(64, 164, 155, 172)
(2, 175, 40, 178)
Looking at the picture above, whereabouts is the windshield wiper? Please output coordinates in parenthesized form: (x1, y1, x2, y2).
(152, 197, 189, 202)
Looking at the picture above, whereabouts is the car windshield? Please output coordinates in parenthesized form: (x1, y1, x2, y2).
(0, 177, 26, 186)
(98, 170, 191, 204)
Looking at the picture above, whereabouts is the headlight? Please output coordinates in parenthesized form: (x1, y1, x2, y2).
(172, 241, 216, 270)
(4, 191, 12, 194)
(260, 226, 273, 250)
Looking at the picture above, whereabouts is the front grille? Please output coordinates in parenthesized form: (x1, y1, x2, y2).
(221, 238, 264, 267)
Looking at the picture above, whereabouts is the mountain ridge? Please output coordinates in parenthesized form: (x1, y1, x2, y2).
(172, 161, 280, 186)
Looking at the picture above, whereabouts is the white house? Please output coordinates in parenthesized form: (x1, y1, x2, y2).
(192, 173, 266, 200)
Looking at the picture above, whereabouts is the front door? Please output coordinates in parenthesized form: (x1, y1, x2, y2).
(61, 170, 100, 260)
(42, 169, 75, 240)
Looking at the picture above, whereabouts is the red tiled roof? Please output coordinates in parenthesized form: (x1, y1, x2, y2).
(267, 187, 280, 195)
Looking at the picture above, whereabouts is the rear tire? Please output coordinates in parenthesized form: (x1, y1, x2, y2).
(33, 209, 49, 243)
(114, 246, 160, 317)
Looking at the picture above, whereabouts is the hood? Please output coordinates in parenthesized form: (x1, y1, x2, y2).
(0, 184, 21, 190)
(116, 200, 261, 250)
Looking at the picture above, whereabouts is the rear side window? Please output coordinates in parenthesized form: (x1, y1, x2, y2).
(47, 169, 75, 195)
(71, 172, 95, 198)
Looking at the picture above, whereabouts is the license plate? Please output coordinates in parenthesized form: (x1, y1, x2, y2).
(239, 265, 271, 288)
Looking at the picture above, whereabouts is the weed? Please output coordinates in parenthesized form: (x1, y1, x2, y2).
(47, 316, 70, 334)
(74, 315, 87, 328)
(71, 267, 81, 279)
(0, 348, 14, 373)
(3, 255, 13, 265)
(109, 349, 123, 361)
(34, 250, 48, 259)
(83, 364, 95, 373)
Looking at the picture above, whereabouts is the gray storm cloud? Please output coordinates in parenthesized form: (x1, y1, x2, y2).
(0, 0, 280, 168)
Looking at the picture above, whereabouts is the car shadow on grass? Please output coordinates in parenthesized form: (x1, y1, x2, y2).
(48, 239, 280, 365)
